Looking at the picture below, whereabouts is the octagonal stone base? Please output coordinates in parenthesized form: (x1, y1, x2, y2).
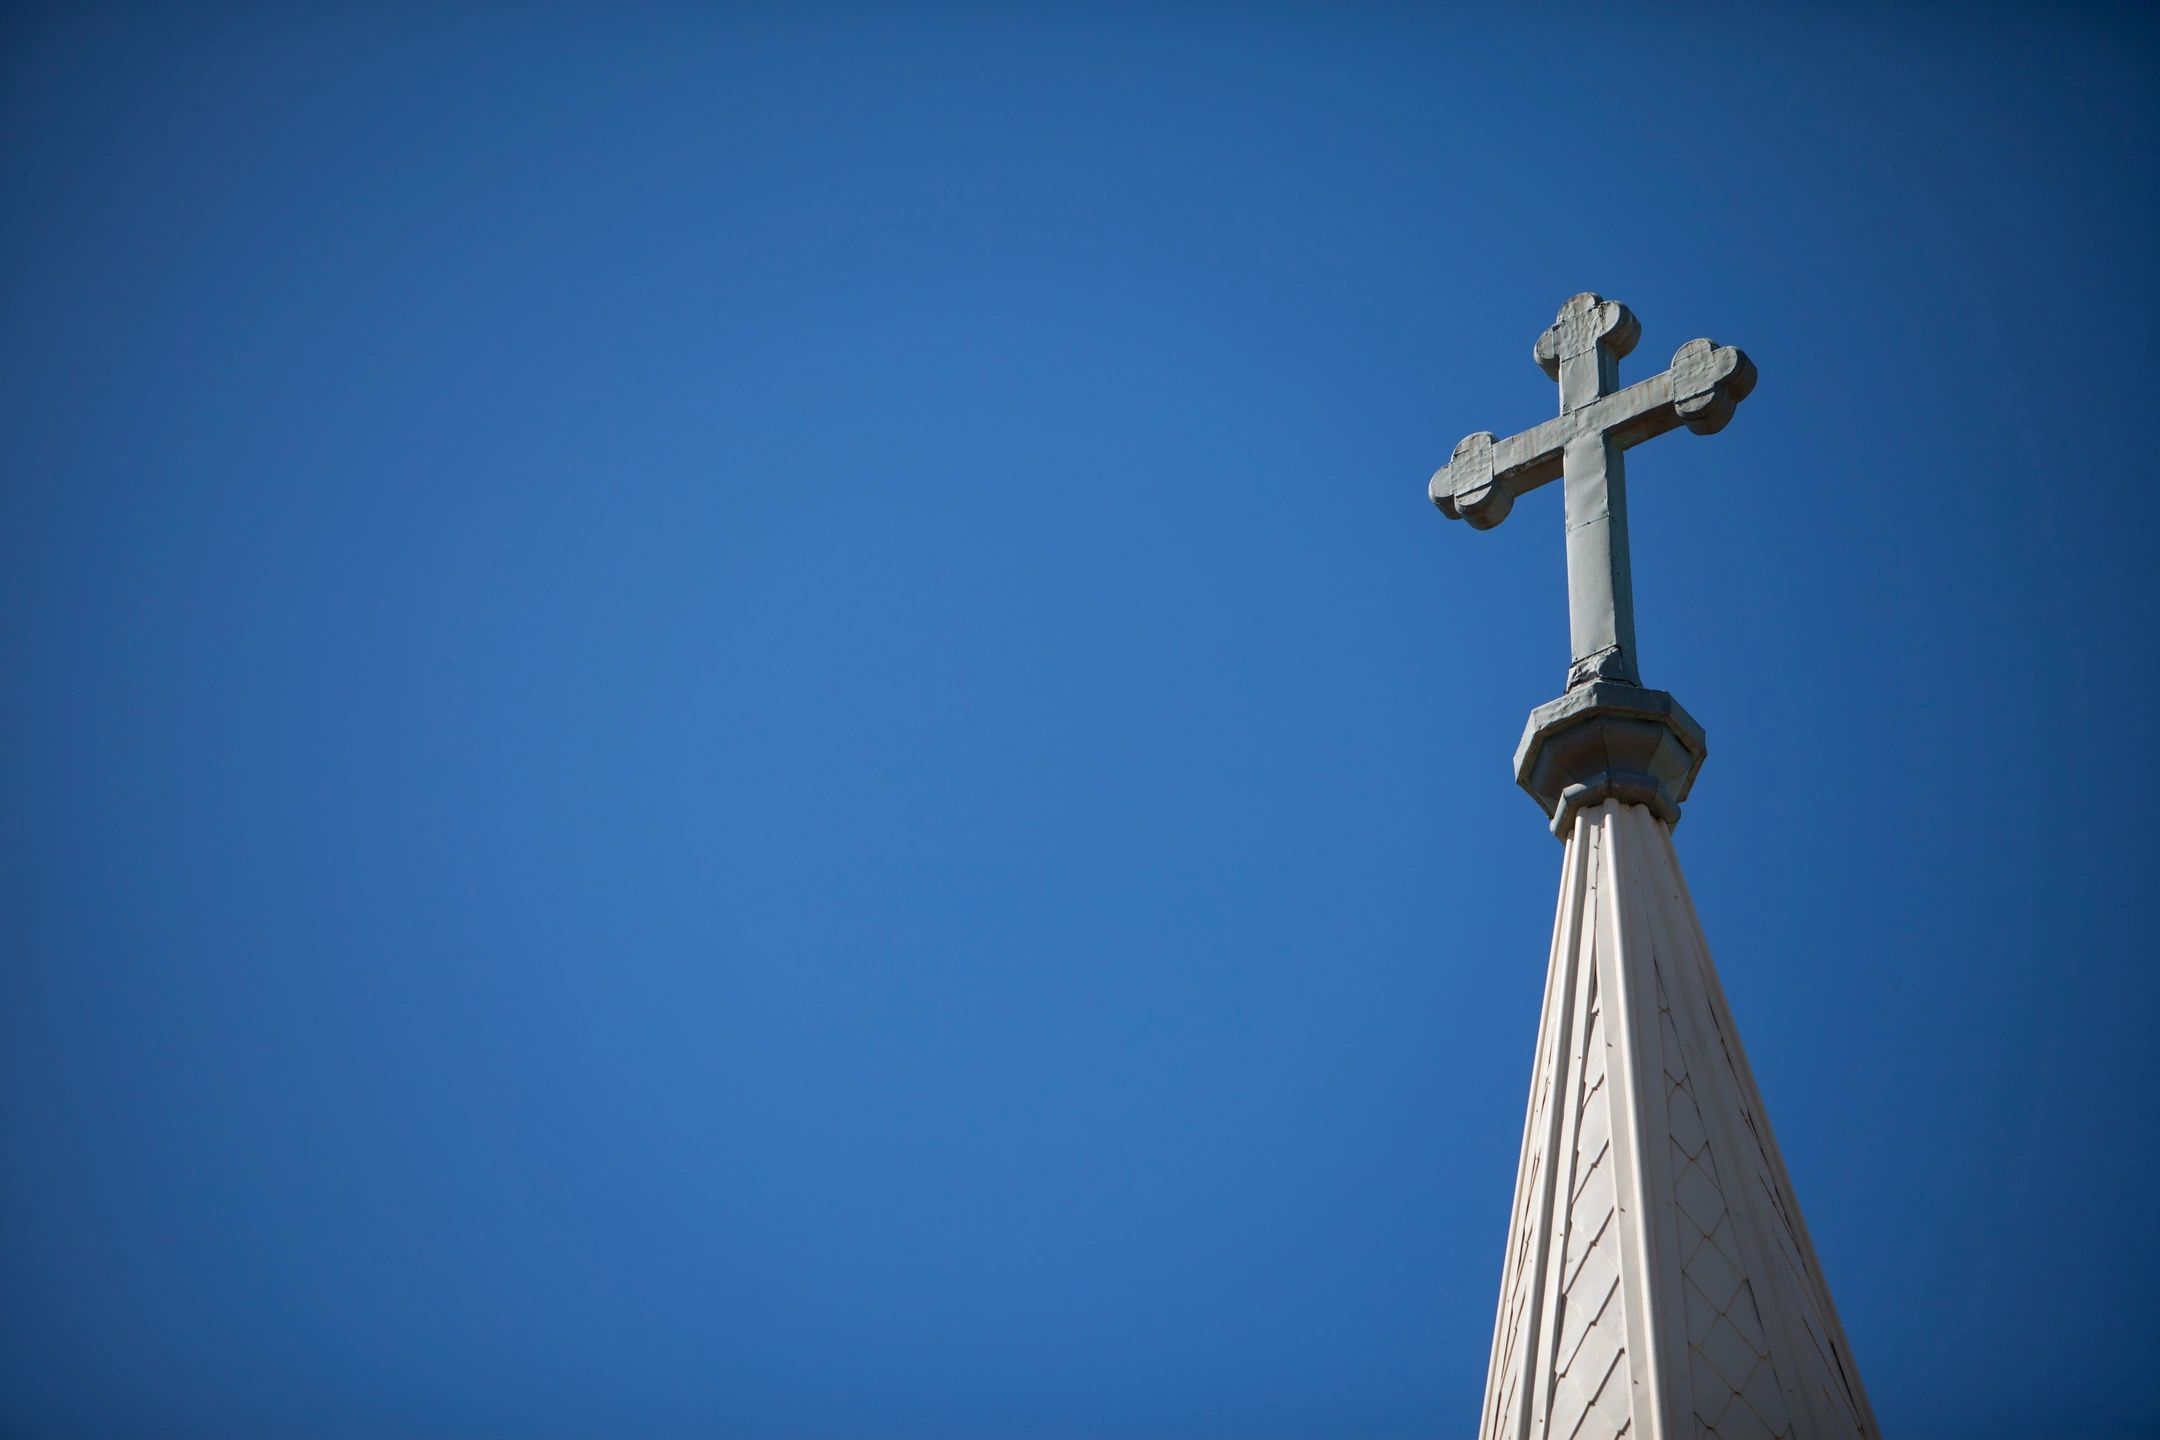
(1514, 682, 1707, 839)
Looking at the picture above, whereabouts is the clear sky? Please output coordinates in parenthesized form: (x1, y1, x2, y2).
(4, 5, 2156, 1437)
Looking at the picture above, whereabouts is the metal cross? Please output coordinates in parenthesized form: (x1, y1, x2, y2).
(1429, 293, 1757, 689)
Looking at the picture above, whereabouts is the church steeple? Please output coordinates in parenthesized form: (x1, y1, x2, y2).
(1430, 298, 1875, 1438)
(1479, 802, 1875, 1438)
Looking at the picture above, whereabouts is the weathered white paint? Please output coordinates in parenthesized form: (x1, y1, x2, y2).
(1478, 800, 1875, 1440)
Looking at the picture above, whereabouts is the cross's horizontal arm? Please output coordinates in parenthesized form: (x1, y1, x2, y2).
(1429, 338, 1754, 530)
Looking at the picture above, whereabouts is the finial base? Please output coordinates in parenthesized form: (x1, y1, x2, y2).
(1514, 682, 1707, 839)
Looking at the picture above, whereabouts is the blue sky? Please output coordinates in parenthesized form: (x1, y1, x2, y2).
(3, 5, 2156, 1437)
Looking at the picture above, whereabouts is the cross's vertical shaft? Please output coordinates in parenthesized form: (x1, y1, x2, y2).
(1562, 431, 1637, 687)
(1541, 295, 1643, 688)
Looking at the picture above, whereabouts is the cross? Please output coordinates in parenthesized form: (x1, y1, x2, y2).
(1429, 293, 1757, 689)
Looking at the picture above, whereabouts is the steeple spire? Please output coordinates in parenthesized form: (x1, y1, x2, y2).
(1429, 298, 1875, 1437)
